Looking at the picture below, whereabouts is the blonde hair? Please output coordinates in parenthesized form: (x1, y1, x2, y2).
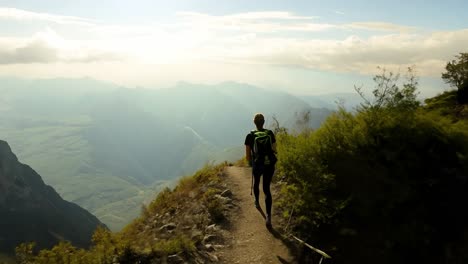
(253, 113, 265, 128)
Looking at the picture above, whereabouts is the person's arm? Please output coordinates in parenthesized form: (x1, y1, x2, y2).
(245, 145, 252, 165)
(271, 131, 277, 154)
(244, 134, 252, 166)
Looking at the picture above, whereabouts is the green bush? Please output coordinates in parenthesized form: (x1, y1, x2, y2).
(275, 68, 468, 264)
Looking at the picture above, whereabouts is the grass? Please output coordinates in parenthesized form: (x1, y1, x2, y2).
(122, 163, 228, 241)
(153, 235, 196, 255)
(0, 253, 15, 264)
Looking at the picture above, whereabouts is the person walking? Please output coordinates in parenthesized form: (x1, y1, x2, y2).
(244, 113, 277, 227)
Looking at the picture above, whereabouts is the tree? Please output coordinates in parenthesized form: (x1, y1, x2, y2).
(15, 242, 36, 264)
(442, 52, 468, 104)
(355, 66, 420, 112)
(91, 226, 115, 264)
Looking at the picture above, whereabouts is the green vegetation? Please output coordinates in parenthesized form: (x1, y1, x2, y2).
(15, 163, 228, 263)
(0, 253, 15, 264)
(442, 52, 468, 104)
(274, 66, 468, 263)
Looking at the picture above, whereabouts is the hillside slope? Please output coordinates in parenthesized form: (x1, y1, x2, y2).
(17, 164, 301, 263)
(271, 88, 468, 263)
(0, 140, 104, 254)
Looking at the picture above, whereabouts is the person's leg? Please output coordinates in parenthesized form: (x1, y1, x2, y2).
(253, 165, 262, 207)
(263, 165, 275, 217)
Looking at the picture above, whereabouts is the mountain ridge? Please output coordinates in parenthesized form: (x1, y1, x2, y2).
(0, 140, 105, 254)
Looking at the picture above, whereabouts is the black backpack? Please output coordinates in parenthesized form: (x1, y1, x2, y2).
(250, 129, 277, 165)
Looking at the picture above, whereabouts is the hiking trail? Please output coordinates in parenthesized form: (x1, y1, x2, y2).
(217, 166, 296, 264)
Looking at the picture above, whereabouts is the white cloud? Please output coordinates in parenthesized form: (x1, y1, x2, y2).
(222, 29, 468, 77)
(177, 11, 333, 33)
(0, 7, 96, 26)
(176, 11, 417, 34)
(345, 22, 417, 33)
(0, 28, 121, 64)
(0, 40, 57, 64)
(177, 11, 317, 21)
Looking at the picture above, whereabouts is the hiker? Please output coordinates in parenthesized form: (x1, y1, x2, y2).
(244, 113, 277, 227)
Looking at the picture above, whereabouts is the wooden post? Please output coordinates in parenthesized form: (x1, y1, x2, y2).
(291, 235, 331, 259)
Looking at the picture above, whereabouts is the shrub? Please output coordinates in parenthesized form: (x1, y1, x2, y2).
(275, 68, 468, 263)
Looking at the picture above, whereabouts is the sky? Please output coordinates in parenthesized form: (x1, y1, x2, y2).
(0, 0, 467, 97)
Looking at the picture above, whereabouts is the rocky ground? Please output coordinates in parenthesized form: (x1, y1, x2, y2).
(132, 165, 296, 263)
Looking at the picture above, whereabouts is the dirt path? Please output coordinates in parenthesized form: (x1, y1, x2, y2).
(218, 166, 296, 264)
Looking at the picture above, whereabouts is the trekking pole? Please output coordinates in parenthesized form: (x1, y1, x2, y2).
(250, 157, 254, 196)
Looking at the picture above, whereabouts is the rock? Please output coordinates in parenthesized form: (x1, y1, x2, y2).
(205, 224, 217, 233)
(214, 194, 232, 204)
(189, 191, 196, 198)
(167, 254, 184, 264)
(203, 234, 218, 244)
(195, 239, 204, 250)
(205, 243, 215, 252)
(220, 189, 232, 198)
(213, 245, 225, 250)
(159, 223, 177, 232)
(206, 252, 219, 262)
(207, 181, 217, 187)
(191, 230, 203, 240)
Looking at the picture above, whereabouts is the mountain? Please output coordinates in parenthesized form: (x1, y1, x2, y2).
(0, 140, 104, 254)
(0, 77, 333, 230)
(301, 92, 364, 110)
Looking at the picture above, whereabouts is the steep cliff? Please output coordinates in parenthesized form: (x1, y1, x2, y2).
(0, 140, 104, 254)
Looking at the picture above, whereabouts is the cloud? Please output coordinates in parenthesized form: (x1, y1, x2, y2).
(178, 11, 317, 21)
(0, 7, 95, 26)
(176, 11, 417, 34)
(219, 29, 468, 77)
(0, 29, 121, 64)
(0, 40, 58, 64)
(177, 11, 333, 33)
(345, 22, 417, 33)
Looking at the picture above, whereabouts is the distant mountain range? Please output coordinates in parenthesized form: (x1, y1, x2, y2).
(0, 77, 339, 230)
(0, 140, 104, 254)
(301, 92, 364, 110)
